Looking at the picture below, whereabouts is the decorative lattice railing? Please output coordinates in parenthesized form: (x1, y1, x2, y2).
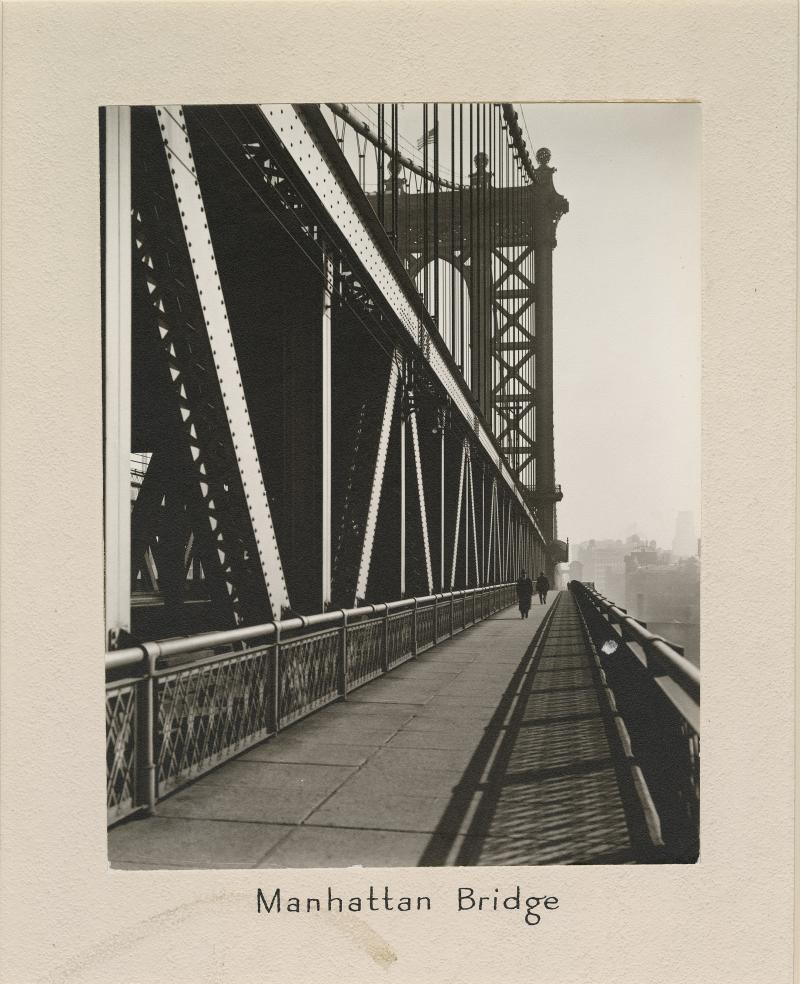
(106, 583, 517, 825)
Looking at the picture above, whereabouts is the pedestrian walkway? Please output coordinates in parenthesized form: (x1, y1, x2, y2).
(109, 591, 655, 868)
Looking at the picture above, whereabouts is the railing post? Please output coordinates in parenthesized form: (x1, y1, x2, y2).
(269, 623, 281, 734)
(382, 604, 390, 673)
(433, 593, 438, 643)
(412, 598, 419, 656)
(137, 644, 158, 816)
(450, 591, 455, 637)
(338, 611, 349, 698)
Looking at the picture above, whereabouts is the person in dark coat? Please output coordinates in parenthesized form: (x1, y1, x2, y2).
(535, 571, 550, 605)
(516, 570, 534, 619)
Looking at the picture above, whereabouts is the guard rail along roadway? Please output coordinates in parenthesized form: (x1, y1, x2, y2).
(106, 583, 517, 826)
(569, 580, 700, 862)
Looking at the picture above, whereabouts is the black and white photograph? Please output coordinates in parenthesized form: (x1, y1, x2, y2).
(102, 101, 701, 870)
(2, 0, 797, 980)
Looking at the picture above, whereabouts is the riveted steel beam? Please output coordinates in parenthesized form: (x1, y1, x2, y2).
(439, 429, 445, 591)
(259, 104, 545, 545)
(400, 413, 406, 597)
(156, 105, 289, 618)
(485, 479, 495, 584)
(449, 439, 467, 589)
(354, 353, 400, 603)
(410, 412, 433, 595)
(467, 452, 481, 585)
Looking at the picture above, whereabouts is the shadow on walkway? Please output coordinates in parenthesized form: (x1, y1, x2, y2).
(420, 593, 652, 865)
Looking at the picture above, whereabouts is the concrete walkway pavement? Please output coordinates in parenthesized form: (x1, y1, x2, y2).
(109, 592, 647, 868)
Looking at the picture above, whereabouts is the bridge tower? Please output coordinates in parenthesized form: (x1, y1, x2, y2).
(374, 132, 568, 555)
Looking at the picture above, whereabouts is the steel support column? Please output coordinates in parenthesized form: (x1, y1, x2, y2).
(104, 105, 132, 647)
(400, 412, 406, 597)
(464, 448, 470, 586)
(321, 250, 333, 609)
(439, 428, 445, 590)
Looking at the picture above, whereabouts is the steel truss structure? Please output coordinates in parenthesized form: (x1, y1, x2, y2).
(102, 103, 563, 647)
(331, 103, 569, 542)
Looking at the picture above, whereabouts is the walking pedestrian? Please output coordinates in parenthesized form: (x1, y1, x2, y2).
(516, 570, 533, 619)
(535, 571, 550, 605)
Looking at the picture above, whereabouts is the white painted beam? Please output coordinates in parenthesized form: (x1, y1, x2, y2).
(157, 105, 290, 617)
(468, 454, 481, 585)
(355, 354, 400, 603)
(321, 251, 333, 609)
(104, 105, 132, 646)
(410, 413, 433, 594)
(449, 439, 466, 589)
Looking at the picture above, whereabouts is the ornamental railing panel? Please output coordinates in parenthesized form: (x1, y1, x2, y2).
(106, 582, 517, 825)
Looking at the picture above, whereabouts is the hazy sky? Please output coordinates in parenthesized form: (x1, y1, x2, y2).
(334, 103, 701, 549)
(520, 104, 700, 548)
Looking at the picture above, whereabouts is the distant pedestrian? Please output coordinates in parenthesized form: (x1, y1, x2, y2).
(516, 570, 533, 619)
(535, 571, 550, 605)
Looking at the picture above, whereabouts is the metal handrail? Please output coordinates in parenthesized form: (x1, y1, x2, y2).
(569, 579, 700, 861)
(106, 582, 517, 825)
(105, 584, 511, 670)
(570, 580, 700, 716)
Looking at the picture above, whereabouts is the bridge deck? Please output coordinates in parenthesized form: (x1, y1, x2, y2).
(110, 591, 651, 868)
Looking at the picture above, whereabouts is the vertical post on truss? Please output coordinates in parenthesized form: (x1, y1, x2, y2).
(321, 250, 333, 610)
(449, 439, 466, 588)
(103, 105, 132, 648)
(410, 413, 433, 594)
(481, 467, 486, 583)
(400, 412, 406, 597)
(440, 428, 445, 591)
(468, 456, 480, 585)
(464, 451, 470, 587)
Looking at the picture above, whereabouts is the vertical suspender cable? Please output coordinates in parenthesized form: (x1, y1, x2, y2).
(378, 104, 385, 225)
(490, 105, 495, 434)
(423, 104, 429, 312)
(476, 104, 481, 393)
(459, 104, 465, 375)
(469, 104, 474, 392)
(450, 103, 456, 360)
(391, 103, 398, 246)
(433, 103, 440, 331)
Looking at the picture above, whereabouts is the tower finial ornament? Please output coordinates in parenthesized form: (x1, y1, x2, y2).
(536, 147, 552, 167)
(470, 151, 492, 187)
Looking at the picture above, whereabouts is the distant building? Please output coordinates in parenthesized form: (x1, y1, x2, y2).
(672, 510, 697, 559)
(626, 556, 700, 666)
(573, 538, 631, 602)
(553, 562, 570, 590)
